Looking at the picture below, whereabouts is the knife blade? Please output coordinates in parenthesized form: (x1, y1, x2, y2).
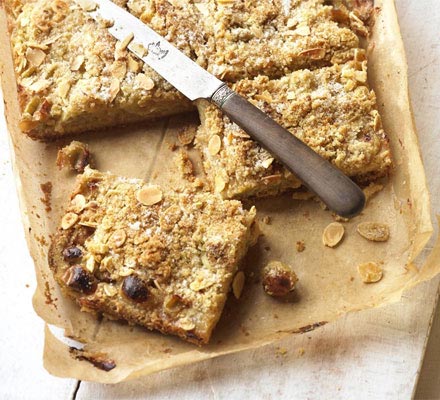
(76, 0, 365, 218)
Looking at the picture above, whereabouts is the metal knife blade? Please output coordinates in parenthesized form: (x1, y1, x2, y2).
(75, 0, 366, 218)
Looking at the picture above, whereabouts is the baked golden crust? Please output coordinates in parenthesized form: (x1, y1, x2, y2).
(48, 168, 258, 345)
(5, 0, 200, 139)
(202, 0, 362, 81)
(196, 58, 392, 199)
(5, 0, 368, 139)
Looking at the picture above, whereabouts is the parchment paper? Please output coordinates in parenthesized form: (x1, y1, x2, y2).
(0, 0, 438, 383)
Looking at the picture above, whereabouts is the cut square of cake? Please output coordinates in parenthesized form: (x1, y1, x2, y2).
(49, 168, 258, 345)
(195, 58, 392, 199)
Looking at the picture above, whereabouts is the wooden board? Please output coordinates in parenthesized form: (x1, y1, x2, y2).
(0, 0, 438, 398)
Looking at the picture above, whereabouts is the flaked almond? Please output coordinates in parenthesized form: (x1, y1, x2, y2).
(29, 79, 50, 92)
(58, 80, 71, 98)
(373, 111, 382, 131)
(322, 222, 344, 247)
(357, 222, 390, 242)
(109, 78, 120, 102)
(286, 17, 296, 28)
(261, 157, 274, 169)
(77, 0, 97, 11)
(190, 278, 213, 292)
(130, 42, 147, 58)
(111, 61, 127, 80)
(357, 262, 383, 283)
(109, 229, 127, 248)
(103, 284, 118, 297)
(298, 48, 326, 60)
(294, 25, 311, 36)
(71, 55, 85, 71)
(194, 2, 209, 16)
(261, 174, 281, 185)
(18, 119, 39, 132)
(136, 185, 163, 205)
(61, 212, 79, 229)
(179, 318, 195, 331)
(354, 70, 367, 83)
(78, 220, 97, 228)
(26, 48, 46, 67)
(286, 92, 296, 100)
(71, 194, 86, 213)
(214, 175, 226, 193)
(232, 271, 245, 299)
(85, 256, 96, 273)
(119, 32, 134, 50)
(127, 55, 140, 72)
(119, 267, 134, 277)
(134, 73, 155, 90)
(208, 135, 221, 155)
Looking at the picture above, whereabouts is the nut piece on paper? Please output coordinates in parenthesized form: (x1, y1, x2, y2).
(56, 141, 94, 173)
(357, 262, 383, 283)
(322, 222, 345, 247)
(262, 261, 298, 297)
(357, 222, 390, 242)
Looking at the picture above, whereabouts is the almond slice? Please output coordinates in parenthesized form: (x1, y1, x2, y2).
(357, 262, 383, 283)
(61, 212, 79, 229)
(109, 229, 127, 248)
(130, 42, 147, 58)
(208, 135, 221, 155)
(134, 73, 155, 90)
(70, 194, 86, 213)
(71, 55, 85, 71)
(322, 222, 344, 247)
(214, 175, 226, 193)
(119, 32, 134, 50)
(232, 271, 245, 299)
(136, 185, 163, 205)
(25, 48, 46, 67)
(357, 222, 390, 242)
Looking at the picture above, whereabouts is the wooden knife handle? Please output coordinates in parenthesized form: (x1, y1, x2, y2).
(211, 86, 365, 218)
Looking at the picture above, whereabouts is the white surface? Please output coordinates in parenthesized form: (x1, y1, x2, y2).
(0, 1, 439, 399)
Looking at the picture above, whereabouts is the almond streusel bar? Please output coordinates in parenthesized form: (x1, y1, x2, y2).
(196, 58, 392, 199)
(5, 0, 367, 139)
(49, 168, 258, 345)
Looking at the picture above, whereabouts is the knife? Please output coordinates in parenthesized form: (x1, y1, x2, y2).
(77, 0, 365, 218)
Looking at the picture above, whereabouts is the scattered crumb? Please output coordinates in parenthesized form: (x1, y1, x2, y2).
(168, 142, 178, 151)
(275, 347, 288, 356)
(298, 347, 305, 356)
(363, 182, 384, 204)
(296, 240, 305, 252)
(39, 181, 52, 212)
(262, 215, 271, 225)
(56, 141, 93, 173)
(175, 150, 195, 181)
(177, 125, 197, 146)
(332, 213, 350, 222)
(262, 261, 298, 297)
